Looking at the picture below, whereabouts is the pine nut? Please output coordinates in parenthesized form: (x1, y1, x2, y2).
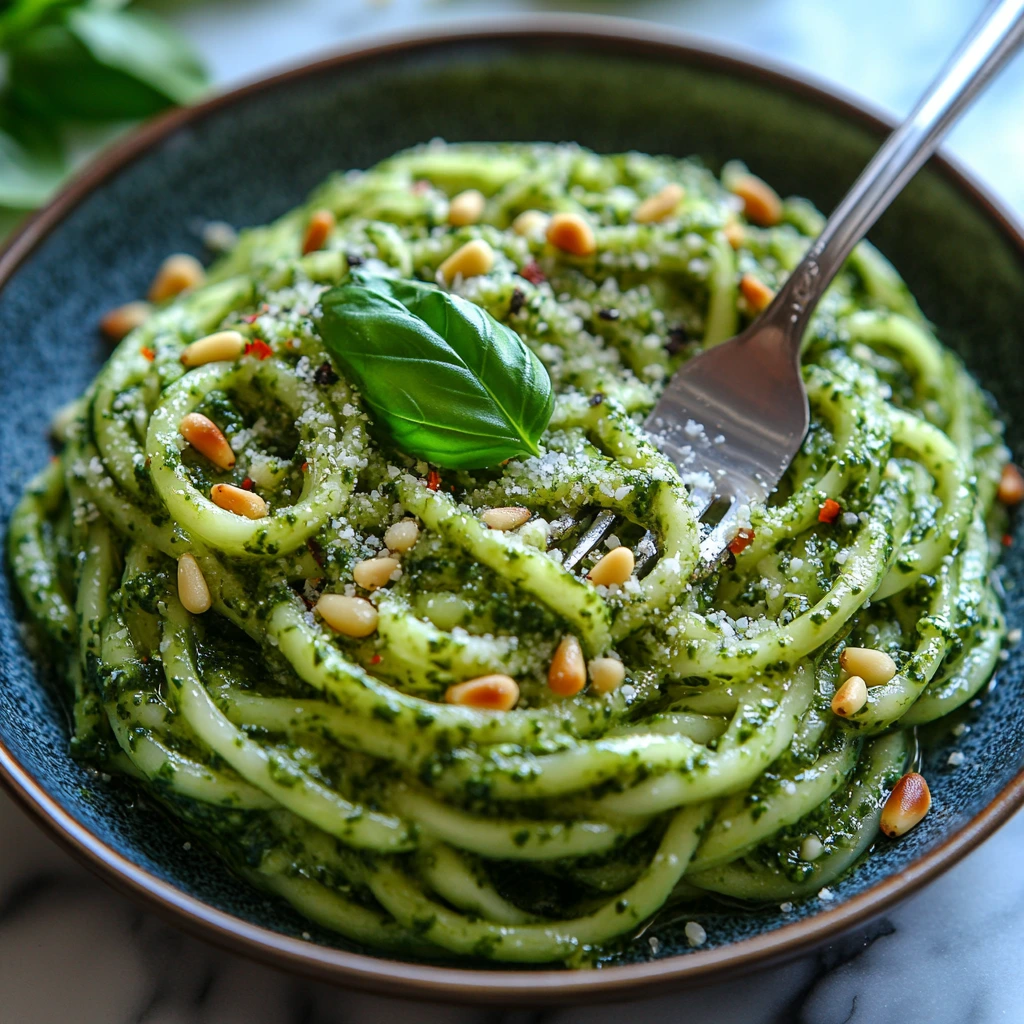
(728, 172, 782, 227)
(439, 239, 494, 282)
(384, 519, 420, 552)
(723, 221, 745, 249)
(179, 412, 235, 470)
(448, 189, 485, 227)
(589, 657, 625, 694)
(548, 634, 587, 696)
(587, 545, 635, 586)
(210, 483, 268, 519)
(799, 835, 823, 861)
(880, 772, 931, 837)
(353, 556, 400, 590)
(546, 212, 597, 257)
(512, 209, 549, 237)
(302, 208, 336, 255)
(148, 254, 205, 303)
(446, 674, 519, 711)
(177, 553, 211, 614)
(100, 300, 152, 341)
(839, 647, 897, 687)
(998, 463, 1024, 505)
(831, 674, 867, 717)
(740, 273, 776, 313)
(481, 506, 531, 531)
(634, 182, 684, 224)
(316, 593, 378, 638)
(180, 330, 246, 368)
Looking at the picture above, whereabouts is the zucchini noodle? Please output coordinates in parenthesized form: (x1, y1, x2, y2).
(9, 143, 1009, 965)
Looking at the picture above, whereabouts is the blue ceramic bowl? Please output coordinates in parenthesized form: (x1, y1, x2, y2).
(2, 17, 1023, 1004)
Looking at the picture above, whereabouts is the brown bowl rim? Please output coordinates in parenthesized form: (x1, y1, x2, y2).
(2, 13, 1023, 1005)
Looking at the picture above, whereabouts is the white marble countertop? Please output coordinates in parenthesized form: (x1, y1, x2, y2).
(6, 1, 1024, 1021)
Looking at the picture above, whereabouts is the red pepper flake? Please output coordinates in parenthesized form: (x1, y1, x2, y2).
(307, 538, 325, 566)
(728, 528, 755, 555)
(1003, 533, 1014, 548)
(241, 477, 253, 491)
(140, 346, 155, 362)
(520, 261, 546, 285)
(411, 179, 431, 195)
(818, 498, 842, 524)
(369, 654, 382, 665)
(301, 461, 309, 473)
(427, 469, 441, 491)
(245, 339, 273, 360)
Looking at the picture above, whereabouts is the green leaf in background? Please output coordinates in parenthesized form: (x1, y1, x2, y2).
(0, 104, 65, 208)
(8, 6, 206, 121)
(0, 0, 75, 47)
(68, 7, 206, 105)
(315, 272, 554, 470)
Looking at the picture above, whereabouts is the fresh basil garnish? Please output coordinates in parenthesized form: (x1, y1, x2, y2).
(315, 272, 553, 470)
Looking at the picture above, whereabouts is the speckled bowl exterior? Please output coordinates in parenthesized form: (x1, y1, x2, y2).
(1, 18, 1023, 1004)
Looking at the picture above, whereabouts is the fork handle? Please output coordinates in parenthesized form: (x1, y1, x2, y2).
(766, 0, 1024, 355)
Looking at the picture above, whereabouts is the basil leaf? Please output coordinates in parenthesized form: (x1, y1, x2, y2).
(0, 103, 65, 208)
(8, 7, 206, 121)
(67, 8, 206, 105)
(315, 272, 554, 470)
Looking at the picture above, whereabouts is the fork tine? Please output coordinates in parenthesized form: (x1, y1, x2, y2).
(563, 510, 617, 572)
(698, 497, 742, 565)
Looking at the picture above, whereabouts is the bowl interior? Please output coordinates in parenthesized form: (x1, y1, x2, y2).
(1, 29, 1023, 987)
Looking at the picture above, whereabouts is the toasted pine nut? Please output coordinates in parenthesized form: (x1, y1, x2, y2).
(177, 553, 211, 614)
(302, 208, 336, 255)
(148, 254, 205, 303)
(439, 239, 495, 282)
(831, 674, 867, 717)
(634, 183, 685, 224)
(998, 463, 1024, 505)
(100, 300, 152, 341)
(549, 635, 587, 696)
(316, 593, 378, 638)
(353, 556, 400, 591)
(179, 412, 235, 470)
(384, 519, 420, 552)
(210, 483, 268, 519)
(481, 506, 531, 531)
(839, 647, 897, 687)
(723, 220, 746, 249)
(589, 657, 625, 694)
(799, 835, 824, 861)
(180, 330, 246, 368)
(588, 545, 635, 586)
(446, 674, 519, 711)
(512, 209, 550, 237)
(729, 172, 783, 227)
(739, 273, 776, 313)
(448, 189, 485, 227)
(880, 772, 931, 837)
(546, 212, 597, 257)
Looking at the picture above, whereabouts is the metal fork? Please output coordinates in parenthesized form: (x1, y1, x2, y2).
(563, 0, 1024, 576)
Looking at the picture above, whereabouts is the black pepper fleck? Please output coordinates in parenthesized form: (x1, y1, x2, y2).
(314, 362, 338, 386)
(346, 253, 365, 267)
(589, 393, 605, 407)
(509, 288, 525, 315)
(665, 326, 690, 354)
(598, 308, 620, 321)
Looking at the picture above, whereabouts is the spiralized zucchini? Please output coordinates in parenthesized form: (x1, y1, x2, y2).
(9, 143, 1008, 965)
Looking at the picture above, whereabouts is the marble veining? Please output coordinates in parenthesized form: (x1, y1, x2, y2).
(5, 1, 1024, 1021)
